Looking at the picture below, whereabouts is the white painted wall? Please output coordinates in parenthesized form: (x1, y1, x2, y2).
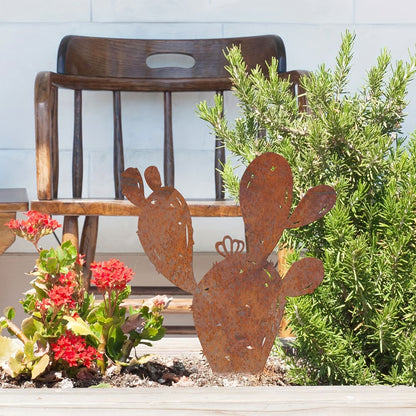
(1, 0, 416, 322)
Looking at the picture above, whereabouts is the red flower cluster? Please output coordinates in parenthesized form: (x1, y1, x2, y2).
(6, 210, 61, 247)
(90, 259, 134, 293)
(35, 271, 78, 312)
(48, 284, 76, 309)
(51, 331, 102, 368)
(58, 270, 77, 287)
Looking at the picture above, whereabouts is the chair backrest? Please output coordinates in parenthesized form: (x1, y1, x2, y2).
(52, 35, 288, 201)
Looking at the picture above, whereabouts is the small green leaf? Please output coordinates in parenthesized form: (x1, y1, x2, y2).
(141, 326, 166, 341)
(21, 317, 43, 339)
(32, 281, 49, 298)
(61, 239, 76, 254)
(20, 293, 37, 314)
(4, 307, 15, 320)
(106, 327, 127, 361)
(65, 316, 100, 341)
(8, 356, 24, 377)
(31, 354, 50, 380)
(24, 340, 35, 361)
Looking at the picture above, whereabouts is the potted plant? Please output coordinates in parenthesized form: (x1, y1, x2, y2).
(0, 211, 168, 381)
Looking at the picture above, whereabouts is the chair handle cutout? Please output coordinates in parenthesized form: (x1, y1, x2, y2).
(146, 53, 196, 69)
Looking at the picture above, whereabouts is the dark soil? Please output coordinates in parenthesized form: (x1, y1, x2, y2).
(0, 353, 290, 389)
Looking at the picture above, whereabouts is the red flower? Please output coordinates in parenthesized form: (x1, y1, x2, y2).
(35, 271, 79, 314)
(75, 253, 86, 266)
(90, 259, 134, 293)
(51, 331, 102, 368)
(47, 284, 76, 309)
(6, 211, 61, 247)
(58, 270, 77, 288)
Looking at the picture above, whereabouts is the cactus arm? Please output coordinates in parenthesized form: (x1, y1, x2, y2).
(275, 258, 324, 335)
(138, 183, 197, 294)
(279, 257, 325, 298)
(121, 167, 146, 209)
(286, 185, 337, 229)
(144, 166, 162, 191)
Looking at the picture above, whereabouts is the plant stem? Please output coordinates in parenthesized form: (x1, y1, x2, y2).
(97, 330, 108, 374)
(120, 339, 134, 363)
(1, 317, 29, 344)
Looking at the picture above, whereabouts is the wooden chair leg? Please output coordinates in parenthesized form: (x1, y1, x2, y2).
(80, 215, 99, 291)
(62, 216, 79, 249)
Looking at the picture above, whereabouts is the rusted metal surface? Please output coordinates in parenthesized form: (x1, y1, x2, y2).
(121, 152, 336, 375)
(121, 166, 196, 294)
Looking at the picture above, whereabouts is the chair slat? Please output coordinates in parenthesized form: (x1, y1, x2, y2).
(164, 91, 174, 187)
(113, 91, 124, 199)
(73, 90, 83, 198)
(215, 90, 225, 200)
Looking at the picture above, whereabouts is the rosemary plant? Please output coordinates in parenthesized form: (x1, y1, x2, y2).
(197, 31, 416, 385)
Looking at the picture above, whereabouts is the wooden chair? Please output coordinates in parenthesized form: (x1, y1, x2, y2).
(31, 35, 306, 332)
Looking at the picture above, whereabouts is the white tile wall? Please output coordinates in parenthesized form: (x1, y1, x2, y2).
(92, 0, 354, 24)
(0, 0, 91, 22)
(355, 0, 416, 24)
(0, 0, 416, 259)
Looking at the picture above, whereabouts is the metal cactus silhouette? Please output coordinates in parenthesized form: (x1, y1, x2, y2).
(121, 153, 336, 374)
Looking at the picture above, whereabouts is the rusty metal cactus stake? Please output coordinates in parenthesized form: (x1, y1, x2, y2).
(121, 153, 336, 374)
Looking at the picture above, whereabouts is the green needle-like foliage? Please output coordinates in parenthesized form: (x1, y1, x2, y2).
(197, 31, 416, 385)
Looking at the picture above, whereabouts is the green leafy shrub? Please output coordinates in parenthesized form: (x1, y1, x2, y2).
(198, 31, 416, 385)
